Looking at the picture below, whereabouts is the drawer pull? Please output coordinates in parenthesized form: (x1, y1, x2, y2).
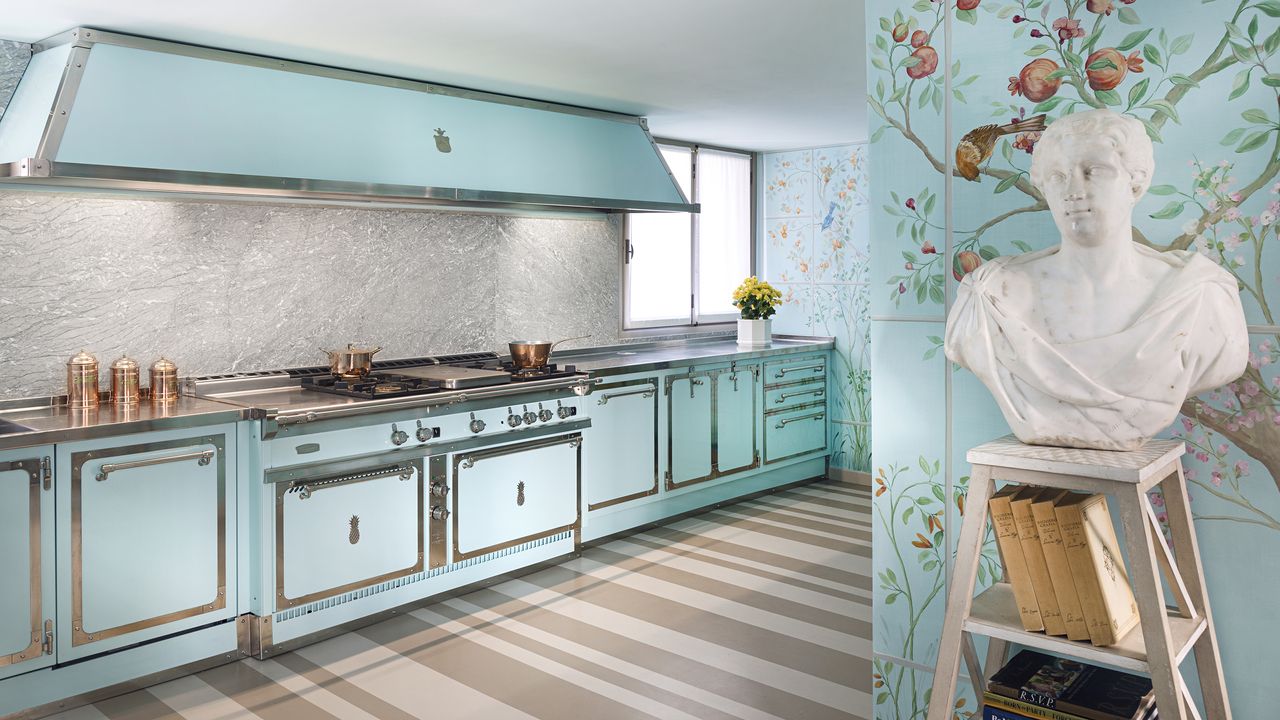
(291, 464, 415, 500)
(95, 449, 214, 482)
(597, 385, 657, 405)
(774, 411, 825, 430)
(774, 363, 824, 379)
(776, 387, 825, 404)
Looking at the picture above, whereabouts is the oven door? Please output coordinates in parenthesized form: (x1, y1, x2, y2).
(274, 457, 424, 609)
(452, 432, 581, 561)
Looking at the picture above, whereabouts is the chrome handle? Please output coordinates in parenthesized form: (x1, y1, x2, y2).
(597, 385, 657, 405)
(774, 411, 825, 430)
(775, 387, 825, 404)
(96, 449, 214, 481)
(291, 464, 415, 500)
(774, 363, 824, 379)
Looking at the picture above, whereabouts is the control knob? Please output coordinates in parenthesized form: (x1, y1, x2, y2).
(430, 482, 450, 498)
(469, 412, 485, 434)
(430, 506, 450, 521)
(506, 407, 522, 428)
(557, 402, 577, 420)
(390, 424, 408, 446)
(416, 421, 440, 443)
(538, 403, 553, 423)
(522, 405, 538, 425)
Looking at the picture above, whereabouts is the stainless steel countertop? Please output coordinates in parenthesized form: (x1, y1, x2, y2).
(558, 335, 834, 375)
(0, 394, 261, 452)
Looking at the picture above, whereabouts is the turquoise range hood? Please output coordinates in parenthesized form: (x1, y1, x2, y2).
(0, 28, 696, 214)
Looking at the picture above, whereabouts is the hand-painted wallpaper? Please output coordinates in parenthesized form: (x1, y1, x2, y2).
(763, 144, 872, 472)
(867, 1, 1280, 719)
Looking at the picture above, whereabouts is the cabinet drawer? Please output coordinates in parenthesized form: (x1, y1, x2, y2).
(764, 379, 826, 412)
(763, 355, 826, 387)
(586, 378, 659, 510)
(764, 403, 827, 464)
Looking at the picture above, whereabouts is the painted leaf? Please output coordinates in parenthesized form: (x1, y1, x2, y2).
(1150, 201, 1187, 219)
(1242, 108, 1272, 124)
(1116, 29, 1153, 52)
(1148, 184, 1178, 195)
(1221, 127, 1247, 146)
(993, 174, 1021, 193)
(1117, 6, 1140, 24)
(1237, 130, 1272, 153)
(1096, 88, 1122, 107)
(1229, 68, 1252, 100)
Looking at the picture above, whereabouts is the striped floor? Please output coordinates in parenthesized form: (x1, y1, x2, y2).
(49, 479, 872, 720)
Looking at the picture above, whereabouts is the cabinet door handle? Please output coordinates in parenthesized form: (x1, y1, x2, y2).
(776, 387, 825, 404)
(597, 385, 657, 405)
(774, 411, 825, 430)
(290, 464, 416, 500)
(96, 448, 214, 482)
(774, 363, 824, 379)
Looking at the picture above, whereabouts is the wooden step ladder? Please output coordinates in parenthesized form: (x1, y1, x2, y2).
(926, 435, 1231, 720)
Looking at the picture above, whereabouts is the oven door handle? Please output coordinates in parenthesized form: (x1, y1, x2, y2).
(289, 464, 417, 500)
(457, 433, 582, 470)
(96, 448, 215, 482)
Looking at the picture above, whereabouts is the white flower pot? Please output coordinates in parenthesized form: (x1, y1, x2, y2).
(737, 318, 772, 349)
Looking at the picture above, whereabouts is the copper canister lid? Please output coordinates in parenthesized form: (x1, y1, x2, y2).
(110, 355, 140, 371)
(150, 357, 178, 373)
(68, 349, 98, 368)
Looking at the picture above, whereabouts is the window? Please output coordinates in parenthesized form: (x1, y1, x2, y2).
(623, 142, 754, 330)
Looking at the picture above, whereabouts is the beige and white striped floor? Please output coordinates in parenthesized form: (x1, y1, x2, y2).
(49, 479, 872, 720)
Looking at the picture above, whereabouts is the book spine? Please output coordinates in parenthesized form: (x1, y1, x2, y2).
(1032, 497, 1092, 642)
(983, 693, 1099, 720)
(1055, 498, 1114, 645)
(1081, 496, 1141, 644)
(990, 493, 1045, 631)
(983, 705, 1039, 720)
(1012, 494, 1066, 635)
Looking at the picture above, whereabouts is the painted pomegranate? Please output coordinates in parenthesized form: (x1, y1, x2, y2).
(1085, 48, 1144, 90)
(957, 0, 981, 9)
(953, 251, 982, 281)
(1086, 0, 1115, 13)
(906, 46, 939, 80)
(1008, 58, 1062, 102)
(892, 23, 909, 42)
(911, 30, 929, 48)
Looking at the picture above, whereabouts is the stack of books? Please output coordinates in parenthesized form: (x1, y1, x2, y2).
(983, 650, 1156, 720)
(988, 486, 1140, 646)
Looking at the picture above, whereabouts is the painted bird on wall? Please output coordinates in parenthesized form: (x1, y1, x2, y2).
(955, 114, 1047, 181)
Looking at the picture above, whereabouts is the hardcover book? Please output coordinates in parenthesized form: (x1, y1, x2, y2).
(1011, 486, 1066, 635)
(984, 693, 1159, 720)
(1031, 488, 1092, 641)
(989, 485, 1045, 631)
(1054, 493, 1139, 645)
(989, 650, 1155, 720)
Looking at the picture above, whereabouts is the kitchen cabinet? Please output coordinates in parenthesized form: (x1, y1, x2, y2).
(0, 446, 54, 680)
(714, 363, 760, 476)
(585, 377, 659, 510)
(666, 362, 761, 490)
(55, 425, 236, 661)
(763, 353, 828, 464)
(666, 369, 714, 487)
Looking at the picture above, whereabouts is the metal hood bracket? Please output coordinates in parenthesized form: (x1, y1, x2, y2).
(0, 28, 697, 214)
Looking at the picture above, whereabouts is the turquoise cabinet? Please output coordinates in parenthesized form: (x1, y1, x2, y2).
(763, 353, 829, 465)
(585, 377, 659, 510)
(666, 370, 714, 488)
(55, 425, 236, 661)
(0, 447, 54, 680)
(714, 363, 760, 476)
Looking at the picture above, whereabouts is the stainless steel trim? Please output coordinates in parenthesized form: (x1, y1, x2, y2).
(775, 387, 825, 405)
(0, 457, 44, 669)
(428, 456, 448, 569)
(774, 410, 825, 429)
(287, 464, 415, 500)
(35, 45, 91, 160)
(564, 338, 835, 378)
(274, 458, 425, 608)
(596, 384, 657, 405)
(452, 432, 582, 562)
(70, 435, 227, 646)
(95, 448, 214, 482)
(772, 362, 825, 379)
(586, 377, 660, 512)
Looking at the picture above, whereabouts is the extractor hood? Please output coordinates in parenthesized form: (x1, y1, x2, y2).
(0, 28, 697, 213)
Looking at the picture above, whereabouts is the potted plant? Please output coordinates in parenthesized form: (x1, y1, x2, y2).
(731, 276, 782, 348)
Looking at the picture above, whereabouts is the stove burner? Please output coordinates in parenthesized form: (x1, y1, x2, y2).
(501, 362, 580, 381)
(299, 360, 584, 399)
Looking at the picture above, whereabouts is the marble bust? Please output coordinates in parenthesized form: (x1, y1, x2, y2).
(944, 109, 1248, 451)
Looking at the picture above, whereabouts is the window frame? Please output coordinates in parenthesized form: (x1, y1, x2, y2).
(621, 138, 758, 334)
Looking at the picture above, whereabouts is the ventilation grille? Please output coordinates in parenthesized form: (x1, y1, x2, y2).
(274, 530, 572, 623)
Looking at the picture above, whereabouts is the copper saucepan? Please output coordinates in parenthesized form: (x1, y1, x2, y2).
(323, 344, 382, 377)
(508, 335, 590, 370)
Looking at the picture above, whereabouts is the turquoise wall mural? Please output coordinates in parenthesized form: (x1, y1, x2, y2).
(867, 1, 1280, 718)
(763, 144, 872, 472)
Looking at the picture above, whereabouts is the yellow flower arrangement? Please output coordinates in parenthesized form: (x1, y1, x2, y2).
(731, 276, 783, 320)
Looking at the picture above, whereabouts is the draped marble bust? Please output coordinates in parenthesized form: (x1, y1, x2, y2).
(944, 109, 1248, 451)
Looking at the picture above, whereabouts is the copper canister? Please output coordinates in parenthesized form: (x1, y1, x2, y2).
(150, 357, 179, 403)
(110, 355, 141, 405)
(66, 350, 100, 408)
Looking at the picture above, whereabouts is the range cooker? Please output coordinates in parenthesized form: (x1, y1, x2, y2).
(185, 352, 593, 646)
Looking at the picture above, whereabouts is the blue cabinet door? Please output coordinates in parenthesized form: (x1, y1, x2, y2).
(585, 377, 659, 510)
(56, 425, 236, 661)
(714, 364, 759, 476)
(666, 371, 713, 489)
(0, 447, 54, 680)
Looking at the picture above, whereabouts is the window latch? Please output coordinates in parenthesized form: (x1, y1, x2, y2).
(625, 240, 635, 264)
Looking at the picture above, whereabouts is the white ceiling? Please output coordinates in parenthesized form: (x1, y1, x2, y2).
(1, 0, 866, 152)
